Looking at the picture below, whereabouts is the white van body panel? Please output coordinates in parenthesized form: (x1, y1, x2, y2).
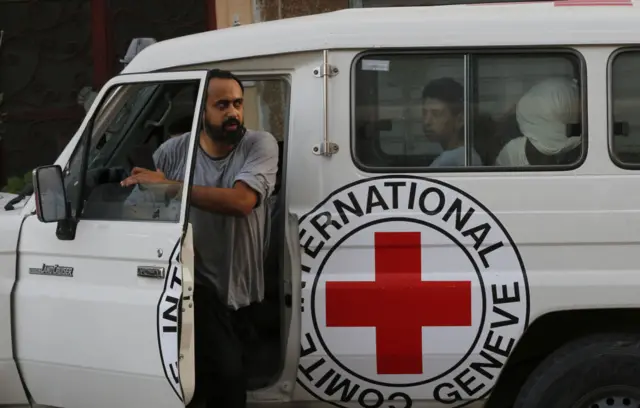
(284, 45, 640, 406)
(0, 194, 28, 406)
(15, 219, 186, 408)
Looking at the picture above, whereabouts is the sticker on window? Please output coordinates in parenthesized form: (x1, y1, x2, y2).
(361, 59, 390, 72)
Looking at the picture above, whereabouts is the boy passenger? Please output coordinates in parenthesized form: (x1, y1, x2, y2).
(121, 69, 279, 408)
(421, 77, 483, 167)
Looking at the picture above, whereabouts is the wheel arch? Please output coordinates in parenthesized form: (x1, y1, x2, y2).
(485, 308, 640, 408)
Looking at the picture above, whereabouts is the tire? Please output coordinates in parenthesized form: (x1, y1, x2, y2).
(513, 333, 640, 408)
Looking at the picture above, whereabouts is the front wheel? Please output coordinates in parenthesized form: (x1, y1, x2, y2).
(514, 333, 640, 408)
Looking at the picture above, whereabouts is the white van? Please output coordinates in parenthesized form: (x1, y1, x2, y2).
(2, 1, 640, 407)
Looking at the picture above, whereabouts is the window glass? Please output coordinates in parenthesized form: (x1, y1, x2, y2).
(64, 79, 199, 222)
(242, 79, 289, 141)
(610, 50, 640, 166)
(353, 51, 585, 170)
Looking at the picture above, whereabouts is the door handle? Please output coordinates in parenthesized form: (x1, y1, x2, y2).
(137, 266, 165, 279)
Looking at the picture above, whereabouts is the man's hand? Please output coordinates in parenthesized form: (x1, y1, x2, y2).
(121, 167, 168, 187)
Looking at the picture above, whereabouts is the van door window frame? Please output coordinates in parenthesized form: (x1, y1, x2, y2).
(607, 47, 640, 169)
(55, 70, 209, 238)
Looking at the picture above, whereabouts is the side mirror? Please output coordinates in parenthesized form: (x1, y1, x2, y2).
(33, 165, 69, 223)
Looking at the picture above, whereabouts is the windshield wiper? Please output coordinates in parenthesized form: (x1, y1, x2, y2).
(4, 184, 34, 211)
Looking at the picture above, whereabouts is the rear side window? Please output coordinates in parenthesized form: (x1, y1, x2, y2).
(352, 50, 586, 172)
(610, 49, 640, 167)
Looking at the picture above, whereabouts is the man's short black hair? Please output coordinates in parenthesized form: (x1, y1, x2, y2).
(207, 68, 244, 93)
(422, 77, 464, 114)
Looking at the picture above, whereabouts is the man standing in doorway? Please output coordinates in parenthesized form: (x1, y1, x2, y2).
(121, 69, 279, 408)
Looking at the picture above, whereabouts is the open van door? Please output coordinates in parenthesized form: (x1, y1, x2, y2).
(14, 70, 208, 408)
(179, 223, 196, 404)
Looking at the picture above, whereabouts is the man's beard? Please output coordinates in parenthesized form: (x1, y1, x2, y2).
(203, 116, 246, 146)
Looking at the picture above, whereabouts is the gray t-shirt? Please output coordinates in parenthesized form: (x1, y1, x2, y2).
(154, 130, 279, 310)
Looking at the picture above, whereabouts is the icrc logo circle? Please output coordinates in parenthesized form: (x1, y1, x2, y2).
(311, 217, 487, 388)
(296, 176, 529, 407)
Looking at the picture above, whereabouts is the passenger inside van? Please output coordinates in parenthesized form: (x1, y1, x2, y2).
(494, 77, 582, 167)
(421, 77, 483, 167)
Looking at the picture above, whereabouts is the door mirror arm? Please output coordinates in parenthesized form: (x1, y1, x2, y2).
(55, 203, 78, 241)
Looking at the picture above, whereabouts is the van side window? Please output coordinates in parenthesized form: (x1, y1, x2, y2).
(353, 51, 585, 171)
(63, 79, 199, 222)
(610, 50, 640, 167)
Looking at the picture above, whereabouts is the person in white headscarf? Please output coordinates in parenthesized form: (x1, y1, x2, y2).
(494, 77, 582, 167)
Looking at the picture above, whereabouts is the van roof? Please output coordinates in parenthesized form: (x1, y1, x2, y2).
(123, 1, 640, 74)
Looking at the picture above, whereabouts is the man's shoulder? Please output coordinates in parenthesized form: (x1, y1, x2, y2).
(157, 132, 191, 155)
(244, 129, 277, 144)
(241, 129, 279, 154)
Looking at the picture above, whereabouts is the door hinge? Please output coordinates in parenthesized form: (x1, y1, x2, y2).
(313, 63, 339, 78)
(312, 141, 339, 156)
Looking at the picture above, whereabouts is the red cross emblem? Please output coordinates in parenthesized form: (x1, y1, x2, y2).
(325, 231, 472, 376)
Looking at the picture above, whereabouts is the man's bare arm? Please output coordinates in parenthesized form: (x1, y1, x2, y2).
(122, 133, 279, 217)
(188, 133, 278, 216)
(189, 181, 257, 216)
